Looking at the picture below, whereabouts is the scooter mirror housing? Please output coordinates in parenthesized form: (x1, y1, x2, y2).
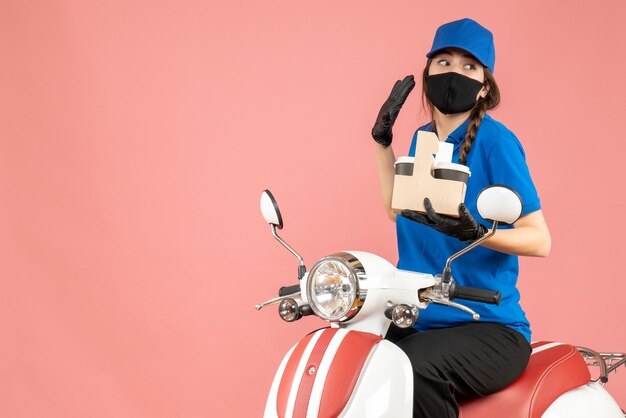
(476, 185, 523, 225)
(260, 190, 283, 229)
(260, 189, 306, 279)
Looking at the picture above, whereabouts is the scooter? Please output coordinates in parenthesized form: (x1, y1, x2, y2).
(255, 186, 626, 417)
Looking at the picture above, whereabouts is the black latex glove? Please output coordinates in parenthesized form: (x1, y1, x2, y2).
(401, 198, 488, 242)
(371, 75, 415, 147)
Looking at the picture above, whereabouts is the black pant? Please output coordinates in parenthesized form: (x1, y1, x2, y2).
(386, 322, 531, 418)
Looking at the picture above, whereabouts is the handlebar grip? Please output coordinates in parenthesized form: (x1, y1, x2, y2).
(278, 284, 301, 297)
(450, 285, 501, 305)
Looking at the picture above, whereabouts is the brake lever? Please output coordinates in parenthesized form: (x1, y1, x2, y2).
(255, 292, 301, 311)
(420, 288, 480, 320)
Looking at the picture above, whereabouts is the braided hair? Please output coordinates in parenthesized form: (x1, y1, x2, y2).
(421, 60, 501, 164)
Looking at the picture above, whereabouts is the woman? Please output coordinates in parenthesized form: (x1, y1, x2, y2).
(371, 18, 551, 417)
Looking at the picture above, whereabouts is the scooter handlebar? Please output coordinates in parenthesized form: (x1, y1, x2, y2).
(450, 285, 501, 305)
(278, 284, 301, 297)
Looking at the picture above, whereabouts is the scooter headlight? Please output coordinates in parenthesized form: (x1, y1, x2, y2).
(307, 252, 366, 322)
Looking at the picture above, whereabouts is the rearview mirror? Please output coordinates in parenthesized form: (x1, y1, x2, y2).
(260, 190, 283, 229)
(476, 185, 523, 225)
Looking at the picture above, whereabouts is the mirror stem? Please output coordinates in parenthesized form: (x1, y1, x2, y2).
(271, 224, 306, 280)
(443, 221, 499, 284)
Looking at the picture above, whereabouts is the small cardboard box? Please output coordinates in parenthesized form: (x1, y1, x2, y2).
(391, 131, 470, 218)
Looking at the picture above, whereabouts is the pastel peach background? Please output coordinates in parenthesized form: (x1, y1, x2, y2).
(2, 0, 625, 417)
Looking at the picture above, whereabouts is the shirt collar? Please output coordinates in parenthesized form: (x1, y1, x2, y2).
(424, 117, 471, 145)
(447, 117, 471, 144)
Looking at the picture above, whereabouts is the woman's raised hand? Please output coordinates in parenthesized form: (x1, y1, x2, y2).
(371, 75, 415, 147)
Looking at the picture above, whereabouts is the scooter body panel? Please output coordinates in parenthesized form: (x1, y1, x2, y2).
(264, 329, 413, 418)
(542, 381, 623, 418)
(265, 344, 297, 418)
(338, 339, 413, 418)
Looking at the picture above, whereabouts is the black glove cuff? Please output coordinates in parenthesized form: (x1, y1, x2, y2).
(372, 132, 392, 147)
(461, 224, 489, 243)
